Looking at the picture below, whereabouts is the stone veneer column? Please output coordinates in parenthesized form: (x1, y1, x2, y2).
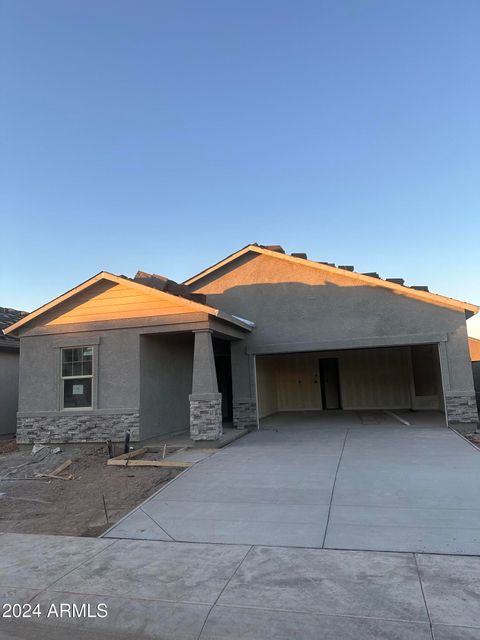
(444, 392, 479, 433)
(189, 329, 223, 441)
(232, 398, 257, 430)
(231, 342, 258, 430)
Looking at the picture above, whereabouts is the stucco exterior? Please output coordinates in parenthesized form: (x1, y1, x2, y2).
(5, 249, 479, 443)
(0, 349, 20, 435)
(189, 250, 478, 430)
(11, 271, 250, 443)
(16, 328, 141, 443)
(0, 307, 27, 436)
(140, 333, 193, 440)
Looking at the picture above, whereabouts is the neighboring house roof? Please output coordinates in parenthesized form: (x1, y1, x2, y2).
(469, 337, 480, 362)
(0, 307, 29, 349)
(184, 244, 479, 315)
(3, 271, 254, 337)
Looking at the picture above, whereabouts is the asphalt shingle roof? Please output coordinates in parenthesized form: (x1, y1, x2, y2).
(0, 307, 29, 349)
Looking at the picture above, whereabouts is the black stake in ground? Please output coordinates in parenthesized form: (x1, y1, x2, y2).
(124, 431, 130, 455)
(102, 494, 109, 526)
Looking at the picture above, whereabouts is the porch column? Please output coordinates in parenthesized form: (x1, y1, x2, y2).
(189, 329, 223, 440)
(231, 341, 258, 429)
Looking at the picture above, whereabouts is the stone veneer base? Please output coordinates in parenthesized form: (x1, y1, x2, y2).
(445, 393, 479, 426)
(17, 413, 140, 444)
(233, 399, 258, 430)
(189, 394, 223, 441)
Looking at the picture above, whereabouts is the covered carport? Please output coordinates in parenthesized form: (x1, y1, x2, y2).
(255, 344, 446, 424)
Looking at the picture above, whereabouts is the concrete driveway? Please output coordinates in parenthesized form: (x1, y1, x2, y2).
(105, 411, 480, 555)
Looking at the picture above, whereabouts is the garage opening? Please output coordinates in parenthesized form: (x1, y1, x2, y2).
(255, 344, 445, 425)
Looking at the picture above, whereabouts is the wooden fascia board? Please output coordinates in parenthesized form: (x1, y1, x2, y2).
(185, 245, 479, 315)
(5, 271, 253, 336)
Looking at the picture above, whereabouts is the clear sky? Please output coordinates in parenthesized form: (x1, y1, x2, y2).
(1, 1, 479, 330)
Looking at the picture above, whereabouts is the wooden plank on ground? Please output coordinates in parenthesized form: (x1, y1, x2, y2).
(34, 473, 73, 480)
(107, 458, 192, 468)
(111, 447, 148, 461)
(49, 459, 72, 477)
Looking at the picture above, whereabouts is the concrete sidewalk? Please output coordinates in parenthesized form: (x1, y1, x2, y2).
(1, 532, 480, 639)
(104, 413, 480, 555)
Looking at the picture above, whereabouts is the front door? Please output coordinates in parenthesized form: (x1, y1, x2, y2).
(319, 358, 342, 409)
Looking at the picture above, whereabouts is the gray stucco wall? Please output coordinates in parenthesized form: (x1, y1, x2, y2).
(140, 333, 193, 440)
(191, 252, 478, 425)
(15, 319, 201, 443)
(16, 328, 142, 442)
(18, 329, 140, 413)
(0, 350, 19, 435)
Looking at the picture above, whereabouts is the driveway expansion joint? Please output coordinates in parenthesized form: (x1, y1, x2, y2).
(413, 553, 435, 640)
(197, 545, 254, 640)
(139, 506, 176, 541)
(322, 428, 349, 548)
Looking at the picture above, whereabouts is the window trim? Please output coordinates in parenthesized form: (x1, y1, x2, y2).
(60, 345, 96, 411)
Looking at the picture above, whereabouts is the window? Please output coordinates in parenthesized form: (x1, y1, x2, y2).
(61, 347, 93, 408)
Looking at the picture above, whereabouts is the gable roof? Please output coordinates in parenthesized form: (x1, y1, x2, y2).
(0, 307, 29, 349)
(184, 244, 479, 315)
(469, 337, 480, 362)
(3, 271, 254, 337)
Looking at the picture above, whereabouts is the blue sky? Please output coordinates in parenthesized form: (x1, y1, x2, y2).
(1, 0, 479, 325)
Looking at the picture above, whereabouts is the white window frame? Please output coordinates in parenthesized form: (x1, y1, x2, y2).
(60, 346, 94, 411)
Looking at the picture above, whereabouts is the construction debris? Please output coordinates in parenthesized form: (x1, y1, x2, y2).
(107, 446, 193, 468)
(110, 447, 148, 462)
(35, 458, 74, 480)
(31, 444, 62, 458)
(106, 445, 206, 469)
(0, 444, 181, 536)
(108, 458, 192, 468)
(49, 459, 72, 476)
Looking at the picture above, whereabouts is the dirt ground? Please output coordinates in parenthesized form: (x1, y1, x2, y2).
(466, 432, 480, 448)
(0, 440, 180, 537)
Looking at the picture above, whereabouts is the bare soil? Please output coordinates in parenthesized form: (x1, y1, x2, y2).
(0, 440, 179, 537)
(466, 432, 480, 448)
